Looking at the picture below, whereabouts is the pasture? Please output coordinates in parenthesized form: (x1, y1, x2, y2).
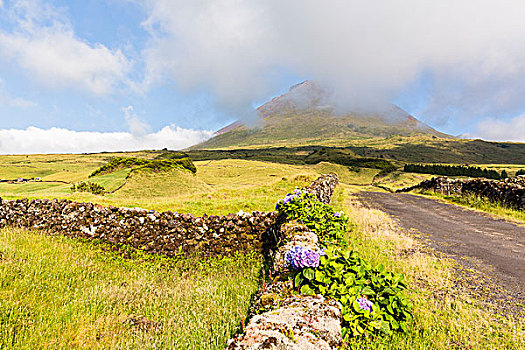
(0, 152, 523, 349)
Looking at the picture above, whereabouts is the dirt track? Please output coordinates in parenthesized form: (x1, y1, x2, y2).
(357, 191, 525, 316)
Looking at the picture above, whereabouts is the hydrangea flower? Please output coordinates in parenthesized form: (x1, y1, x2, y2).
(276, 192, 302, 210)
(285, 246, 321, 269)
(356, 297, 374, 313)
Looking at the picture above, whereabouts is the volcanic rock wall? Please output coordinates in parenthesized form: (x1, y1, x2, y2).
(228, 174, 343, 350)
(302, 173, 339, 204)
(0, 198, 279, 257)
(397, 175, 525, 210)
(0, 173, 340, 258)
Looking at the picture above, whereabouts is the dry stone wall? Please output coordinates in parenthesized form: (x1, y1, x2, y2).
(0, 173, 340, 258)
(302, 173, 339, 204)
(0, 198, 279, 257)
(397, 175, 525, 210)
(228, 174, 343, 350)
(0, 173, 342, 349)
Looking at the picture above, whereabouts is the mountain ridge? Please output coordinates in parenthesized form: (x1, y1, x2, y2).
(197, 80, 450, 150)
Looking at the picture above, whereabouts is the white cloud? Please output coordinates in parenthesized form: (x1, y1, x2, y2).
(465, 114, 525, 142)
(0, 126, 213, 155)
(0, 93, 34, 108)
(123, 105, 151, 136)
(0, 0, 130, 95)
(140, 0, 525, 124)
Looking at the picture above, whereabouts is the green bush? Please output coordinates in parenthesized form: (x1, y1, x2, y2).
(516, 169, 525, 176)
(89, 156, 196, 177)
(404, 163, 502, 179)
(292, 248, 411, 339)
(71, 181, 106, 195)
(277, 190, 412, 340)
(276, 191, 349, 242)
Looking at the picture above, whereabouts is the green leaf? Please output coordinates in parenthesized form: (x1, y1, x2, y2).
(300, 284, 314, 295)
(352, 300, 365, 313)
(361, 286, 375, 295)
(381, 321, 391, 334)
(315, 270, 325, 282)
(294, 272, 304, 287)
(390, 318, 400, 330)
(382, 287, 395, 296)
(303, 268, 314, 280)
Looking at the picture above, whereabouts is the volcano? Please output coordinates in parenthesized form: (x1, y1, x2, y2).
(193, 80, 451, 150)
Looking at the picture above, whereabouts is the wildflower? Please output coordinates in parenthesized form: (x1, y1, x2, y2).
(285, 246, 320, 269)
(333, 212, 341, 218)
(356, 297, 374, 313)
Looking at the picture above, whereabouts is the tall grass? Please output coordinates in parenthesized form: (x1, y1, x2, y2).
(421, 191, 525, 225)
(0, 227, 262, 349)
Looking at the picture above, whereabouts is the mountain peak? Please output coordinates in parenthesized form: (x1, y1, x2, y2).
(203, 81, 451, 149)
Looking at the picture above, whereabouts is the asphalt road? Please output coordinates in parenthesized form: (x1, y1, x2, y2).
(357, 191, 525, 314)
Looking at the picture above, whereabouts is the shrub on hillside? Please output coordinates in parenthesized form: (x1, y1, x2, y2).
(71, 181, 105, 195)
(516, 169, 525, 176)
(154, 151, 191, 160)
(404, 163, 502, 179)
(89, 156, 196, 177)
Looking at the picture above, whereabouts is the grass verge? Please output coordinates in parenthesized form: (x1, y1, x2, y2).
(418, 191, 525, 225)
(0, 227, 262, 349)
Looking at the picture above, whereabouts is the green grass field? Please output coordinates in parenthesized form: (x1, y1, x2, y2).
(1, 152, 524, 349)
(418, 191, 525, 225)
(0, 227, 262, 349)
(0, 152, 368, 215)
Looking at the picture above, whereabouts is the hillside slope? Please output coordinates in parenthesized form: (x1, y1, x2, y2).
(194, 80, 451, 150)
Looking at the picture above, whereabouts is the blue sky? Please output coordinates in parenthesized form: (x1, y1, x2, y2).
(1, 0, 525, 154)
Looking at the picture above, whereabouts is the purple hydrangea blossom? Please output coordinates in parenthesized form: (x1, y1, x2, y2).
(276, 192, 302, 210)
(356, 297, 374, 313)
(285, 246, 321, 269)
(285, 246, 303, 267)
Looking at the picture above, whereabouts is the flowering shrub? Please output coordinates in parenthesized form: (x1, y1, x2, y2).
(285, 246, 321, 269)
(275, 189, 303, 210)
(356, 297, 374, 313)
(277, 188, 412, 340)
(277, 190, 350, 242)
(292, 248, 412, 339)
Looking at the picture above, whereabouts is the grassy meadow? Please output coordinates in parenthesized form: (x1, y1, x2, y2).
(417, 191, 525, 225)
(0, 152, 375, 215)
(0, 226, 262, 349)
(1, 151, 524, 349)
